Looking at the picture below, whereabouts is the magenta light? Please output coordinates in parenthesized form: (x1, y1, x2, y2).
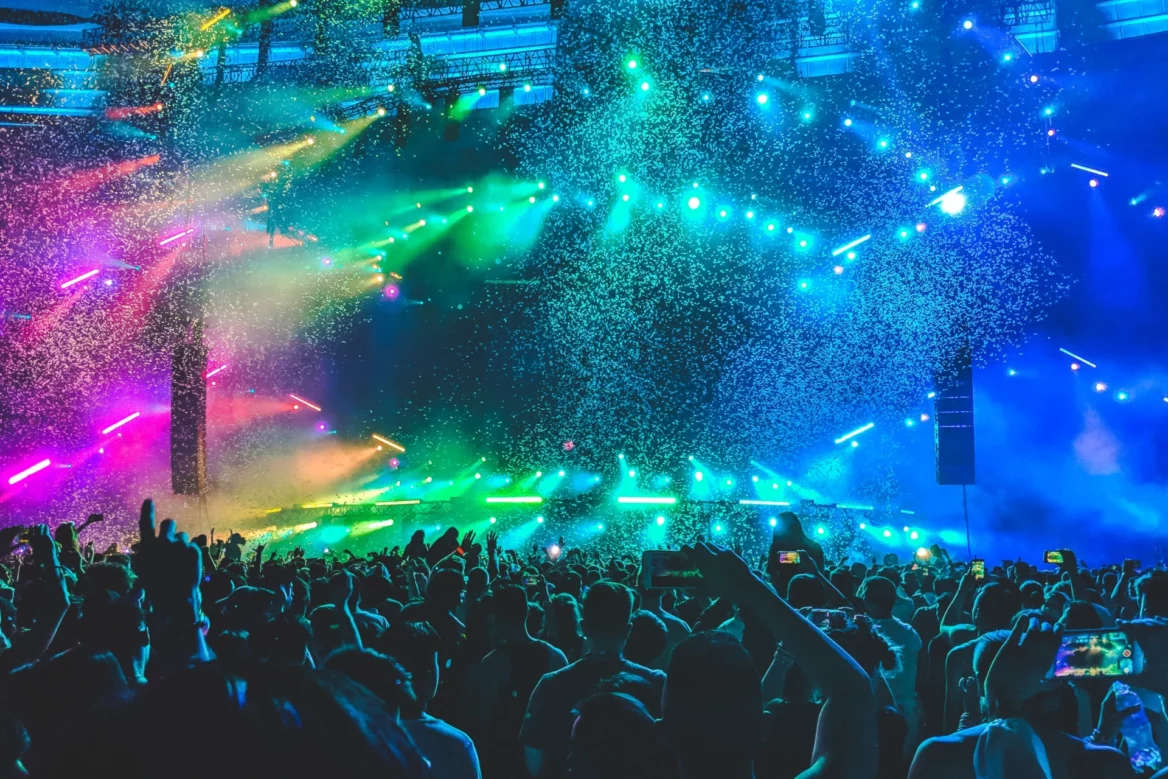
(205, 365, 228, 379)
(383, 284, 400, 300)
(100, 411, 141, 436)
(159, 227, 195, 246)
(8, 458, 50, 485)
(60, 269, 100, 289)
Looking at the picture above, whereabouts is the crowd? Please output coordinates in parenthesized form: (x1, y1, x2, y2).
(0, 501, 1164, 779)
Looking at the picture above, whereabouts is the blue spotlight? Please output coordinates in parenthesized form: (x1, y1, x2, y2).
(756, 93, 769, 105)
(962, 18, 974, 29)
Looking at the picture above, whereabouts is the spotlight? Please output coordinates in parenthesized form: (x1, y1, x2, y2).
(377, 107, 386, 116)
(694, 471, 704, 481)
(498, 62, 507, 71)
(768, 517, 778, 527)
(1155, 207, 1166, 218)
(859, 522, 866, 529)
(910, 531, 919, 540)
(656, 516, 666, 526)
(627, 59, 637, 69)
(883, 529, 892, 538)
(1117, 391, 1129, 401)
(1003, 53, 1013, 62)
(524, 83, 532, 92)
(478, 87, 486, 96)
(940, 191, 966, 215)
(640, 81, 650, 91)
(1094, 382, 1107, 392)
(816, 526, 826, 535)
(844, 118, 853, 126)
(920, 413, 930, 422)
(537, 516, 544, 523)
(1089, 179, 1099, 188)
(962, 18, 974, 29)
(688, 197, 701, 209)
(756, 93, 769, 105)
(489, 517, 497, 524)
(1029, 74, 1039, 83)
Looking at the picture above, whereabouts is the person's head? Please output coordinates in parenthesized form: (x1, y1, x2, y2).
(776, 512, 805, 536)
(76, 562, 136, 601)
(63, 663, 428, 779)
(831, 570, 858, 598)
(492, 583, 530, 637)
(375, 622, 440, 713)
(426, 567, 465, 613)
(786, 574, 824, 609)
(409, 530, 424, 544)
(821, 613, 897, 677)
(1020, 580, 1044, 610)
(1138, 573, 1168, 618)
(859, 576, 898, 619)
(1059, 599, 1103, 630)
(581, 581, 634, 649)
(624, 610, 667, 667)
(560, 570, 583, 600)
(972, 581, 1022, 634)
(663, 632, 765, 773)
(251, 613, 313, 666)
(568, 693, 676, 779)
(79, 593, 149, 677)
(466, 566, 489, 600)
(325, 647, 416, 720)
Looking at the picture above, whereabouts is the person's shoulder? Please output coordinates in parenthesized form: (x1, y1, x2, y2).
(909, 728, 982, 777)
(624, 658, 667, 684)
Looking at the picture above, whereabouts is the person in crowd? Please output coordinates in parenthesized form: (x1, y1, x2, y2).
(862, 575, 924, 750)
(467, 583, 567, 777)
(521, 581, 665, 778)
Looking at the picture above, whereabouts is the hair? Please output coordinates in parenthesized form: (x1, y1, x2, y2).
(582, 581, 634, 640)
(493, 583, 529, 629)
(822, 613, 897, 674)
(250, 613, 313, 666)
(972, 629, 1013, 683)
(324, 647, 416, 717)
(569, 693, 676, 779)
(860, 576, 898, 617)
(786, 574, 824, 609)
(76, 562, 137, 600)
(624, 610, 667, 667)
(1059, 599, 1104, 630)
(663, 632, 763, 764)
(375, 622, 440, 682)
(79, 592, 148, 660)
(426, 568, 465, 607)
(973, 582, 1022, 632)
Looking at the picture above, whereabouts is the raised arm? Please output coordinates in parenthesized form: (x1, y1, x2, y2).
(684, 542, 876, 779)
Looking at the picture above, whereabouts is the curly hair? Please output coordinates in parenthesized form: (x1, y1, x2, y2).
(818, 611, 898, 674)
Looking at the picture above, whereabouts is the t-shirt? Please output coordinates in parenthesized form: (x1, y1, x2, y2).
(520, 653, 666, 768)
(403, 714, 482, 779)
(876, 616, 923, 704)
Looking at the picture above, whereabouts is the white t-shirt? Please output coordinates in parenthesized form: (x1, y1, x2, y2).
(403, 714, 482, 779)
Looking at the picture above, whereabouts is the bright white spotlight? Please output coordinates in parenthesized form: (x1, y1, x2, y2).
(940, 190, 967, 215)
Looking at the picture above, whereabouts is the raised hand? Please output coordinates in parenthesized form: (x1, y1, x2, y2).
(460, 529, 476, 551)
(136, 498, 203, 623)
(682, 542, 756, 599)
(984, 617, 1063, 713)
(0, 526, 25, 556)
(959, 676, 981, 721)
(485, 530, 499, 554)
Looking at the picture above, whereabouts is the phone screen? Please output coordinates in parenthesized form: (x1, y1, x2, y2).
(641, 551, 703, 589)
(971, 559, 985, 580)
(1045, 550, 1064, 565)
(522, 575, 540, 587)
(1053, 630, 1142, 678)
(778, 551, 801, 565)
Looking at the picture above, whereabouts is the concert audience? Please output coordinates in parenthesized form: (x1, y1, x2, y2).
(0, 499, 1164, 779)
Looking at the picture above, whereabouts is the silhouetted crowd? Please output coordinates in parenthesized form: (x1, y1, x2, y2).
(0, 502, 1164, 779)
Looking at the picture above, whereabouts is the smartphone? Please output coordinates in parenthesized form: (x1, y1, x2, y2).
(1052, 629, 1145, 678)
(1044, 550, 1064, 565)
(778, 551, 801, 565)
(522, 575, 540, 587)
(641, 550, 703, 589)
(971, 559, 985, 580)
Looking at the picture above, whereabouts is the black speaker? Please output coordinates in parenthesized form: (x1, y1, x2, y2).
(171, 342, 208, 495)
(462, 0, 480, 27)
(934, 350, 975, 485)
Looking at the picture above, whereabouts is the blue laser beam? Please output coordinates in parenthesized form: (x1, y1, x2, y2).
(831, 234, 871, 257)
(1058, 348, 1097, 368)
(833, 422, 874, 444)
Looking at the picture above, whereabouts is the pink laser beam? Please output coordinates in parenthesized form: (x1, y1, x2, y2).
(205, 365, 228, 379)
(8, 458, 50, 485)
(289, 394, 322, 412)
(100, 411, 141, 435)
(60, 269, 100, 289)
(159, 227, 195, 246)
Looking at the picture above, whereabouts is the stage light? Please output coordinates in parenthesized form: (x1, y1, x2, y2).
(916, 223, 927, 232)
(905, 418, 915, 427)
(816, 526, 826, 535)
(740, 500, 791, 506)
(1043, 106, 1054, 116)
(844, 118, 853, 126)
(478, 87, 486, 96)
(767, 223, 776, 231)
(628, 469, 636, 477)
(851, 440, 859, 448)
(1089, 179, 1099, 188)
(1095, 382, 1107, 392)
(918, 171, 930, 181)
(702, 93, 711, 102)
(1071, 363, 1080, 371)
(524, 83, 532, 92)
(1030, 74, 1039, 83)
(899, 229, 910, 239)
(757, 73, 765, 81)
(688, 197, 701, 209)
(859, 522, 867, 529)
(290, 394, 322, 412)
(60, 268, 101, 289)
(905, 151, 913, 158)
(694, 471, 704, 481)
(537, 516, 544, 523)
(531, 196, 538, 203)
(1008, 369, 1017, 376)
(834, 422, 874, 444)
(940, 191, 966, 215)
(558, 470, 565, 477)
(832, 234, 871, 256)
(1003, 53, 1013, 62)
(1047, 129, 1056, 137)
(910, 531, 920, 539)
(962, 18, 973, 29)
(618, 496, 676, 505)
(920, 413, 930, 422)
(756, 93, 769, 105)
(714, 524, 723, 532)
(801, 110, 812, 121)
(596, 523, 604, 531)
(387, 84, 395, 92)
(640, 81, 650, 91)
(798, 240, 808, 248)
(377, 107, 386, 116)
(627, 59, 637, 69)
(769, 517, 778, 527)
(911, 1, 919, 7)
(745, 211, 754, 219)
(846, 251, 856, 260)
(535, 471, 543, 477)
(553, 195, 560, 202)
(489, 517, 497, 524)
(719, 209, 728, 218)
(878, 139, 889, 148)
(1155, 207, 1166, 218)
(656, 516, 666, 526)
(883, 529, 892, 538)
(486, 496, 543, 504)
(7, 458, 50, 486)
